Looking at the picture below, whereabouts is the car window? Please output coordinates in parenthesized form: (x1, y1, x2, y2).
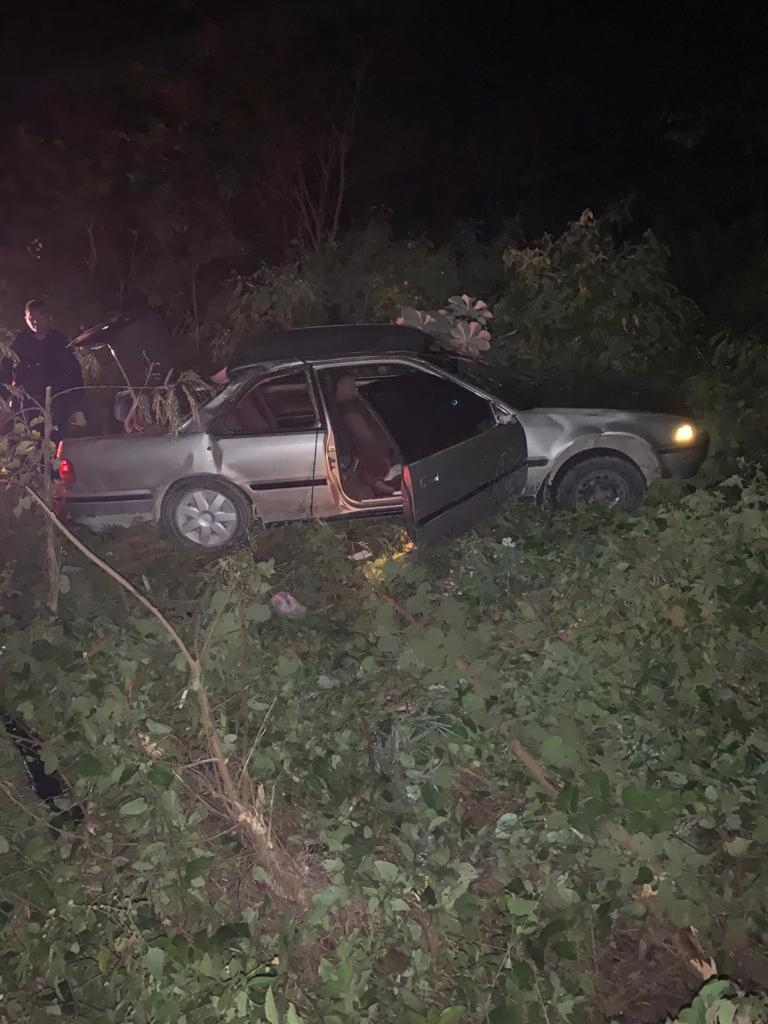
(216, 371, 318, 435)
(360, 368, 496, 462)
(426, 354, 542, 410)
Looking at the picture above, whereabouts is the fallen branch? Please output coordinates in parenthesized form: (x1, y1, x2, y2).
(24, 486, 304, 903)
(42, 387, 59, 615)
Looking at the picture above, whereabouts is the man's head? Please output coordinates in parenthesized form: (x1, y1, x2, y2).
(24, 299, 52, 337)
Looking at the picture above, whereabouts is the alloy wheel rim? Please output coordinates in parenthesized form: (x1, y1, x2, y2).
(175, 489, 239, 546)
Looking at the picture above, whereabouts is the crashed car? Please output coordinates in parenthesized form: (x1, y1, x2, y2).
(56, 323, 708, 548)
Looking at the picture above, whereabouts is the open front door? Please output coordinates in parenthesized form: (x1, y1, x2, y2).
(402, 420, 526, 546)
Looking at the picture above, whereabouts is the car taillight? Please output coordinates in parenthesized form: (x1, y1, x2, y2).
(58, 458, 76, 483)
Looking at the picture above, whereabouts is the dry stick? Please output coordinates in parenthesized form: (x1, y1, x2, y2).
(41, 386, 59, 615)
(21, 487, 297, 894)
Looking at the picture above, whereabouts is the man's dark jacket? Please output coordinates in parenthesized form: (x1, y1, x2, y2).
(1, 328, 85, 429)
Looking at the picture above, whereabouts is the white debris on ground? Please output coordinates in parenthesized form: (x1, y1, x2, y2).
(270, 591, 307, 617)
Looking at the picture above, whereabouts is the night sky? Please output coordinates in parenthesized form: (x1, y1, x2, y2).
(1, 1, 766, 246)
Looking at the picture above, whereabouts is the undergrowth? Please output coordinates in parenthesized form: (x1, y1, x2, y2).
(1, 475, 768, 1023)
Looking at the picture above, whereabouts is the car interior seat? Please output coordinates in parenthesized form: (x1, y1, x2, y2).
(333, 375, 400, 497)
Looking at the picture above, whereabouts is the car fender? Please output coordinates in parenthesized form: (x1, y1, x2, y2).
(543, 432, 662, 494)
(151, 473, 258, 522)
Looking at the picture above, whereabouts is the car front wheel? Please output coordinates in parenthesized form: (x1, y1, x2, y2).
(160, 476, 252, 549)
(552, 455, 647, 513)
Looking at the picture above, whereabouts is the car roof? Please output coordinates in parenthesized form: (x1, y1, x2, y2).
(227, 323, 433, 371)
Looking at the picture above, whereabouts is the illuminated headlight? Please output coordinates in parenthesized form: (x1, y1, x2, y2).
(673, 423, 696, 444)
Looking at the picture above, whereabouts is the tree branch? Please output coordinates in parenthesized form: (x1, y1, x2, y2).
(22, 487, 302, 901)
(24, 486, 195, 671)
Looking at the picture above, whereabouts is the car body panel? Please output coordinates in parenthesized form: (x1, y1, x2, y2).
(403, 422, 527, 545)
(57, 350, 527, 538)
(211, 430, 322, 522)
(517, 407, 707, 497)
(55, 324, 707, 541)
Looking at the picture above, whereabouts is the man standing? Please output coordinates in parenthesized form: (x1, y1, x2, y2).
(1, 299, 87, 436)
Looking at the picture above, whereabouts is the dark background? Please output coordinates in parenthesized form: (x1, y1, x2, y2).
(1, 0, 766, 329)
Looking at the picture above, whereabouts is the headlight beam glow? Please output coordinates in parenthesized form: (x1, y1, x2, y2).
(673, 423, 696, 444)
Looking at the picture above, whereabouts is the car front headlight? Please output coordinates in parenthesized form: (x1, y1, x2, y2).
(673, 423, 696, 444)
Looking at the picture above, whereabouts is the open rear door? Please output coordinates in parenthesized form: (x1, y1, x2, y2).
(402, 420, 526, 546)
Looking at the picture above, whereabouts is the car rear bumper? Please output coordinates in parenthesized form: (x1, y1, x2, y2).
(657, 440, 709, 479)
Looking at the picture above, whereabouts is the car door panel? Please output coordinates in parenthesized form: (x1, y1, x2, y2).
(211, 431, 321, 522)
(204, 366, 328, 523)
(402, 421, 526, 545)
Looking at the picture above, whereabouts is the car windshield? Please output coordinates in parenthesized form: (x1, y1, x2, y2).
(427, 354, 543, 409)
(435, 355, 694, 415)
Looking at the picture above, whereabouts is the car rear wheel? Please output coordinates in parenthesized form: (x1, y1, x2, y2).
(160, 476, 252, 549)
(553, 455, 646, 513)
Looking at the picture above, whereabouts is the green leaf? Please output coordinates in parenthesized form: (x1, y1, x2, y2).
(147, 763, 174, 787)
(146, 719, 172, 735)
(248, 603, 272, 624)
(0, 836, 9, 855)
(16, 701, 34, 721)
(716, 1003, 737, 1024)
(264, 985, 279, 1024)
(58, 573, 71, 595)
(724, 837, 751, 857)
(119, 798, 149, 816)
(512, 961, 535, 988)
(438, 1007, 466, 1024)
(286, 1005, 303, 1024)
(698, 980, 732, 1003)
(389, 898, 409, 912)
(506, 894, 537, 918)
(487, 1008, 521, 1024)
(374, 859, 399, 883)
(74, 754, 103, 778)
(541, 736, 578, 769)
(143, 946, 165, 980)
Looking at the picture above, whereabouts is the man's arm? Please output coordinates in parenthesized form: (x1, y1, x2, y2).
(59, 340, 85, 392)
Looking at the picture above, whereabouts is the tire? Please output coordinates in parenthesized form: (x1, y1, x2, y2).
(552, 455, 647, 513)
(160, 476, 253, 549)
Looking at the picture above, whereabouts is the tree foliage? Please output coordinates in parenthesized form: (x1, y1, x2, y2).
(493, 210, 700, 376)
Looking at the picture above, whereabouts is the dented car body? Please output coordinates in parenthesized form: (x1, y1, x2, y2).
(56, 324, 708, 548)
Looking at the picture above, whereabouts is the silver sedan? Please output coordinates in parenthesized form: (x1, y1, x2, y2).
(55, 325, 708, 548)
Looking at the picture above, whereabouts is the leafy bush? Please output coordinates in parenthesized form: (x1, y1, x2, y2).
(494, 210, 700, 377)
(202, 222, 485, 366)
(686, 331, 768, 463)
(2, 472, 768, 1021)
(398, 294, 493, 355)
(202, 210, 704, 392)
(665, 980, 768, 1024)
